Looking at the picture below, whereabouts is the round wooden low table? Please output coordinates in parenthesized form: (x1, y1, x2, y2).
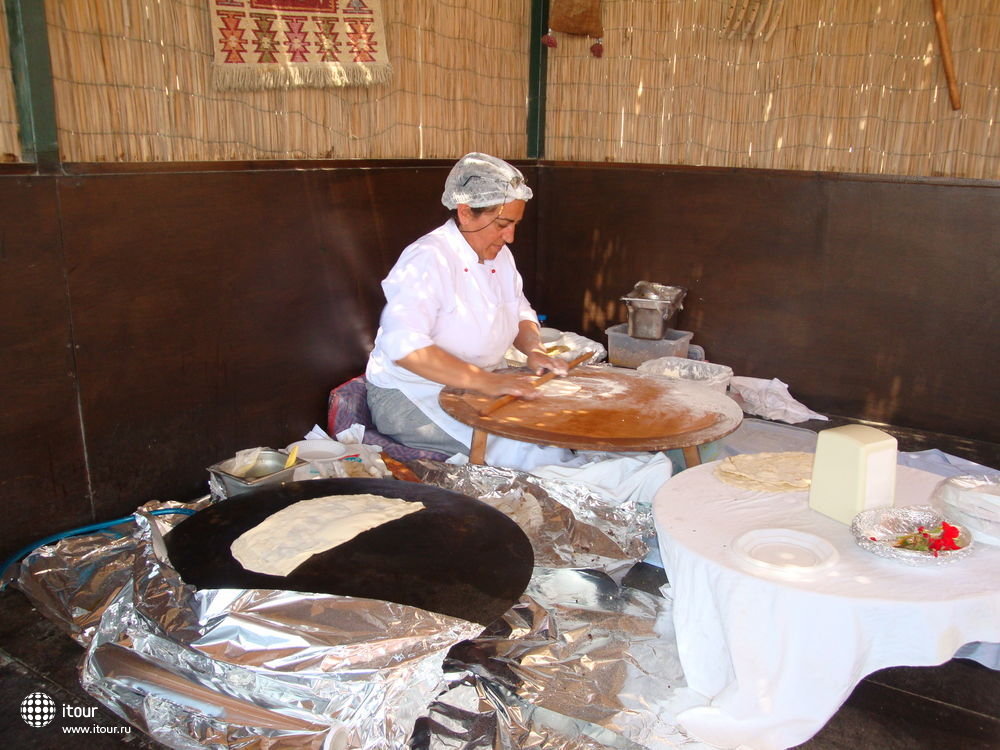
(439, 366, 743, 466)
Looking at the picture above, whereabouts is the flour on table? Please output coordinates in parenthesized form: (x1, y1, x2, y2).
(537, 380, 582, 397)
(715, 452, 814, 492)
(231, 494, 424, 576)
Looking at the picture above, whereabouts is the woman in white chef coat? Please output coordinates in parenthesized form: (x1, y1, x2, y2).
(365, 152, 578, 471)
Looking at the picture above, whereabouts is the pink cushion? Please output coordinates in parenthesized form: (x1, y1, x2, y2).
(327, 376, 451, 463)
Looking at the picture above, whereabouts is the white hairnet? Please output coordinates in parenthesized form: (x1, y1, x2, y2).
(441, 152, 533, 209)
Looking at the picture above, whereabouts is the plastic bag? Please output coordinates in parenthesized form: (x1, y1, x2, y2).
(728, 376, 828, 424)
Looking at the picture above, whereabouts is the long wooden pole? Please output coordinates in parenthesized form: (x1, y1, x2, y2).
(931, 0, 961, 111)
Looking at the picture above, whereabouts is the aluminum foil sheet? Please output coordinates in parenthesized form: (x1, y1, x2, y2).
(13, 500, 209, 646)
(416, 566, 697, 750)
(409, 462, 651, 570)
(13, 466, 710, 749)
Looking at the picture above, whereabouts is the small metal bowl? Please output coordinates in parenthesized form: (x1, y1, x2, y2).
(851, 505, 973, 566)
(208, 449, 305, 499)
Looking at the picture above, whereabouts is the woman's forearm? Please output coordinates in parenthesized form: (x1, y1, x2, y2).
(395, 345, 541, 398)
(395, 346, 492, 391)
(513, 319, 545, 357)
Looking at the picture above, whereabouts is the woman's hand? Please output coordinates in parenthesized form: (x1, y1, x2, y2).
(474, 370, 543, 399)
(525, 349, 569, 377)
(514, 320, 569, 376)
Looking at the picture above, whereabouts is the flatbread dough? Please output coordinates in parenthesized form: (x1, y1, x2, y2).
(714, 451, 814, 492)
(231, 494, 424, 576)
(537, 380, 582, 397)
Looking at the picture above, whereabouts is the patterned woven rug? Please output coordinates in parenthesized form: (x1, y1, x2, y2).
(211, 0, 391, 90)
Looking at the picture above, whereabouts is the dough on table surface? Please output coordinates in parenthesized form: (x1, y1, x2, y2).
(536, 380, 582, 397)
(714, 451, 815, 492)
(231, 493, 424, 576)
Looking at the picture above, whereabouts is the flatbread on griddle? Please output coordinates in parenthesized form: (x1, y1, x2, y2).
(231, 493, 423, 576)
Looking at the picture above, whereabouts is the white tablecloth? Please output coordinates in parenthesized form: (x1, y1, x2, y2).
(652, 463, 1000, 750)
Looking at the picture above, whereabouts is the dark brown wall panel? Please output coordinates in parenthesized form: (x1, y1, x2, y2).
(58, 168, 407, 520)
(0, 177, 91, 556)
(58, 171, 341, 517)
(815, 180, 997, 432)
(536, 166, 998, 442)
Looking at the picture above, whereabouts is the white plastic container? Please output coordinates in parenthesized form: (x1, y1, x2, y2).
(637, 356, 733, 393)
(933, 474, 1000, 546)
(606, 323, 692, 368)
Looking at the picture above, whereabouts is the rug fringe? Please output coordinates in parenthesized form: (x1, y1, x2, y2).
(213, 62, 393, 91)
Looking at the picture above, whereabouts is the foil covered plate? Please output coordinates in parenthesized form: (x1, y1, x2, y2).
(851, 505, 974, 565)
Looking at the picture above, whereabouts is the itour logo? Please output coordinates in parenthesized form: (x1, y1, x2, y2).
(20, 692, 57, 728)
(20, 692, 100, 728)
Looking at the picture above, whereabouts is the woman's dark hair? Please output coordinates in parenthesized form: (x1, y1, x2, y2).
(450, 204, 502, 229)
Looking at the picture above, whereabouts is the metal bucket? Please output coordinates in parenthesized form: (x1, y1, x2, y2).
(621, 281, 687, 339)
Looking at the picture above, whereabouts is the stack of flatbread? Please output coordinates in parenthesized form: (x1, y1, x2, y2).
(714, 452, 814, 492)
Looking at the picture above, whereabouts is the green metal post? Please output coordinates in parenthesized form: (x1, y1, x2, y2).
(527, 0, 549, 159)
(6, 0, 59, 170)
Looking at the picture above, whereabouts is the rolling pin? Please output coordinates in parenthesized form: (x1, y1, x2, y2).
(479, 351, 592, 416)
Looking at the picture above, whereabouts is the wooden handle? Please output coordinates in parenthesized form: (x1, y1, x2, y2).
(479, 352, 592, 417)
(932, 0, 961, 110)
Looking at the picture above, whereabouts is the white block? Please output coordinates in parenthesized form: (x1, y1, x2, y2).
(808, 425, 898, 525)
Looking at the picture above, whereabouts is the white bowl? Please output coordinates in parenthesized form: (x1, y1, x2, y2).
(286, 439, 350, 461)
(540, 327, 562, 343)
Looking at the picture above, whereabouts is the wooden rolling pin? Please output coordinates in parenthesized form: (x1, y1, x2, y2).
(479, 351, 592, 416)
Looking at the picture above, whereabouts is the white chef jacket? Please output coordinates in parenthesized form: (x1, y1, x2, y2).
(366, 219, 580, 470)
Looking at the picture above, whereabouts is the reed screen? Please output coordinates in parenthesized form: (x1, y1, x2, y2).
(45, 0, 531, 162)
(546, 0, 998, 179)
(0, 0, 20, 162)
(19, 0, 1000, 178)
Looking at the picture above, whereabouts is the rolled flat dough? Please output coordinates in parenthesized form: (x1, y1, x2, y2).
(231, 493, 424, 576)
(537, 380, 582, 397)
(714, 451, 815, 492)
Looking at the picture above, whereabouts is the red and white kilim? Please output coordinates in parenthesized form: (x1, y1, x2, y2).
(211, 0, 391, 90)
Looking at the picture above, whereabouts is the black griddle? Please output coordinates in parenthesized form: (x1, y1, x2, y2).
(164, 478, 533, 625)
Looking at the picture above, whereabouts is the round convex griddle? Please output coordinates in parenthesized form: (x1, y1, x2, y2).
(164, 478, 533, 626)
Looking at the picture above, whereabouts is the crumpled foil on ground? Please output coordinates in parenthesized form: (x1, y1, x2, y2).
(418, 566, 697, 750)
(14, 499, 209, 646)
(410, 462, 652, 570)
(13, 466, 710, 749)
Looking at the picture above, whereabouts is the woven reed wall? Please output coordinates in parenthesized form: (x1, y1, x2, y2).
(0, 1, 21, 162)
(546, 0, 999, 179)
(15, 1, 999, 177)
(45, 0, 531, 161)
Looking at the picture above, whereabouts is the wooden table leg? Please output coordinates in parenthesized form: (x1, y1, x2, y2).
(469, 428, 488, 465)
(682, 444, 701, 468)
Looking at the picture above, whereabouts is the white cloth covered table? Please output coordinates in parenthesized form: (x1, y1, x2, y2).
(652, 463, 1000, 750)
